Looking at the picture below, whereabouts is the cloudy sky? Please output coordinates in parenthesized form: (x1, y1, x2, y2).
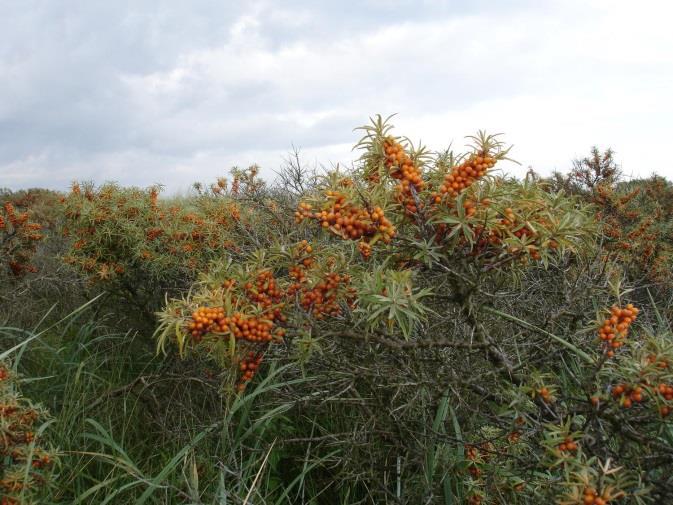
(1, 0, 672, 192)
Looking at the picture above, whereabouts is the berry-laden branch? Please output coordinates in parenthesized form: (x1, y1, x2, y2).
(0, 363, 57, 503)
(597, 304, 639, 358)
(156, 241, 358, 392)
(1, 201, 44, 277)
(295, 176, 396, 259)
(152, 116, 672, 503)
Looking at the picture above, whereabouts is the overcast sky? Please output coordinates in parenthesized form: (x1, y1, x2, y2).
(1, 0, 672, 192)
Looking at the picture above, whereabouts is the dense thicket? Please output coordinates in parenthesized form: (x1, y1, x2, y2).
(1, 116, 672, 504)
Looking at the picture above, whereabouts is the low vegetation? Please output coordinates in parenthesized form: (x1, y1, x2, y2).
(1, 115, 672, 504)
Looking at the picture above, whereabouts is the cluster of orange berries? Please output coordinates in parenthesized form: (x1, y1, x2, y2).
(626, 218, 655, 242)
(3, 202, 29, 228)
(580, 487, 616, 505)
(289, 263, 309, 284)
(187, 306, 281, 344)
(29, 453, 52, 469)
(437, 153, 496, 199)
(598, 304, 639, 357)
(287, 244, 358, 319)
(655, 383, 673, 417)
(228, 203, 241, 221)
(467, 494, 483, 505)
(357, 240, 372, 259)
(536, 386, 554, 403)
(185, 269, 302, 390)
(295, 193, 395, 246)
(146, 227, 164, 241)
(511, 221, 537, 242)
(0, 365, 55, 501)
(294, 272, 355, 319)
(611, 384, 645, 409)
(465, 442, 493, 478)
(498, 208, 545, 260)
(287, 242, 315, 284)
(499, 207, 515, 226)
(591, 353, 673, 417)
(465, 446, 481, 479)
(382, 138, 425, 214)
(462, 198, 481, 218)
(187, 306, 227, 342)
(557, 436, 579, 453)
(1, 201, 44, 276)
(237, 352, 263, 392)
(295, 202, 313, 222)
(243, 270, 283, 307)
(595, 182, 673, 286)
(296, 239, 314, 257)
(295, 240, 313, 260)
(8, 261, 38, 276)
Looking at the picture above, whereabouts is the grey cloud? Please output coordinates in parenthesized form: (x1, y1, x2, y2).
(1, 0, 537, 183)
(1, 0, 672, 191)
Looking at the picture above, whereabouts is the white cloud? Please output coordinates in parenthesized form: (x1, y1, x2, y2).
(1, 0, 672, 190)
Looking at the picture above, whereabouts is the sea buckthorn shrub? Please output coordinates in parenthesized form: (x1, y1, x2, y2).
(156, 244, 359, 390)
(0, 188, 88, 329)
(594, 176, 673, 293)
(547, 148, 673, 296)
(0, 362, 57, 504)
(154, 116, 673, 504)
(294, 171, 397, 259)
(351, 116, 592, 269)
(61, 169, 283, 313)
(0, 192, 45, 278)
(4, 118, 673, 504)
(597, 303, 640, 357)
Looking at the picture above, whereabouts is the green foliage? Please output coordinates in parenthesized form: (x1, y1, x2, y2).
(0, 191, 47, 278)
(61, 171, 288, 317)
(2, 117, 673, 504)
(547, 151, 673, 297)
(0, 359, 57, 504)
(355, 267, 432, 339)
